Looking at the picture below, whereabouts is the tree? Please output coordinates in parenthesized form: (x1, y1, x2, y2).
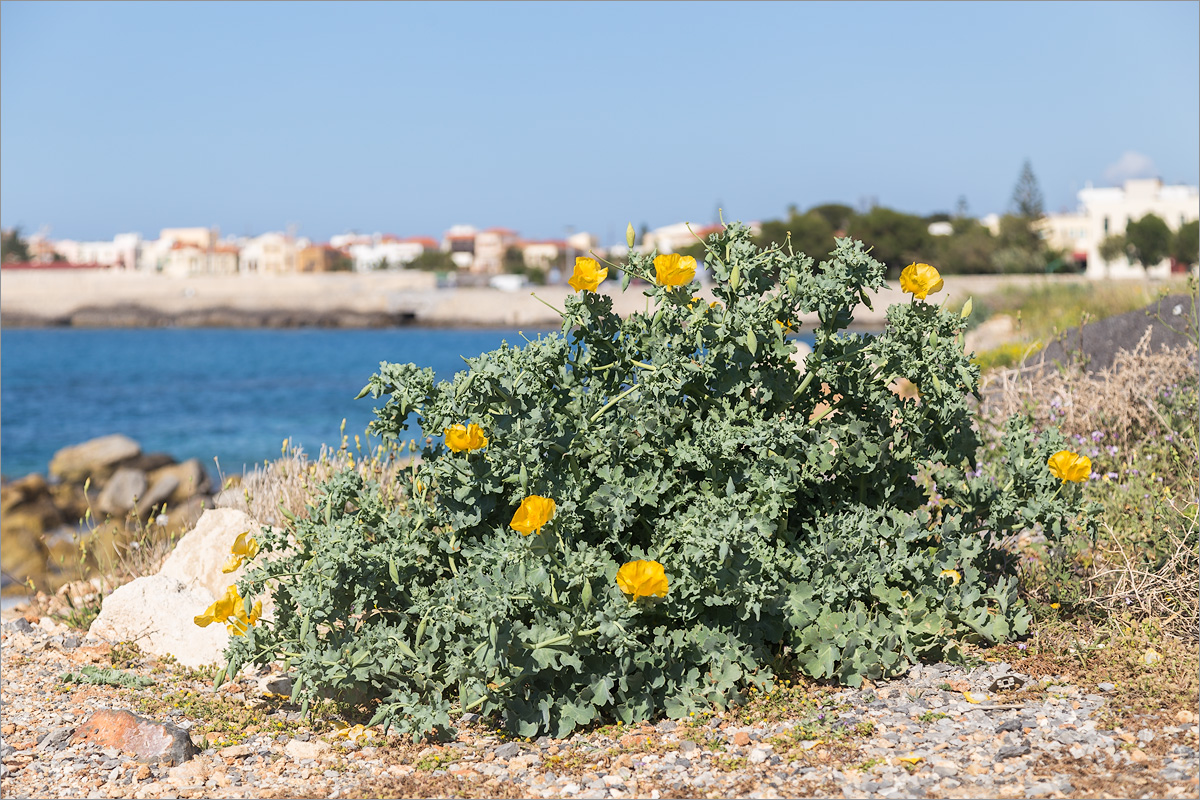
(846, 207, 932, 275)
(408, 249, 457, 271)
(934, 219, 998, 274)
(808, 203, 855, 233)
(503, 246, 527, 273)
(1010, 159, 1045, 219)
(1124, 213, 1172, 269)
(1171, 219, 1199, 268)
(1, 227, 31, 263)
(1098, 234, 1129, 264)
(756, 209, 836, 264)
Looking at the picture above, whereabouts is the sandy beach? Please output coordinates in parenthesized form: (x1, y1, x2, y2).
(0, 269, 1098, 329)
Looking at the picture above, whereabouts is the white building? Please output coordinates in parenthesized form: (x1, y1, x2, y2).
(347, 235, 436, 272)
(1078, 178, 1199, 279)
(239, 232, 297, 274)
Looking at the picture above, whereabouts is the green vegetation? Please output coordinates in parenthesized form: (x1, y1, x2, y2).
(59, 665, 155, 688)
(222, 225, 1091, 742)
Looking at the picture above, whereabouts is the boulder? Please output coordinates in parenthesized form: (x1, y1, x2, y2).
(163, 496, 209, 532)
(49, 434, 142, 484)
(135, 473, 180, 518)
(96, 467, 148, 517)
(1, 474, 51, 514)
(89, 573, 228, 668)
(147, 458, 212, 504)
(0, 525, 49, 591)
(159, 508, 261, 601)
(71, 709, 199, 765)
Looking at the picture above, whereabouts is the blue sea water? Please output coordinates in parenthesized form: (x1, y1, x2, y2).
(1, 327, 817, 481)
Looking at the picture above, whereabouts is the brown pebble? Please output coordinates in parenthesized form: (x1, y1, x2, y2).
(733, 731, 751, 747)
(72, 709, 199, 766)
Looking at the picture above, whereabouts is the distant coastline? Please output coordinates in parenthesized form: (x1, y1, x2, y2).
(0, 269, 1101, 331)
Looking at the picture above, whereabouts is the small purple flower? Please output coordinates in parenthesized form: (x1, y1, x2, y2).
(1091, 431, 1104, 442)
(1105, 472, 1118, 480)
(1107, 445, 1119, 457)
(1017, 643, 1028, 651)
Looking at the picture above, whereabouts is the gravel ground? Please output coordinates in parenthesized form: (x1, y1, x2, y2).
(2, 616, 1196, 800)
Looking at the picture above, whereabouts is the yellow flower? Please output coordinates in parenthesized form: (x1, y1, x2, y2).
(939, 569, 962, 585)
(195, 584, 260, 635)
(221, 531, 259, 574)
(194, 584, 239, 628)
(511, 495, 556, 536)
(445, 423, 488, 453)
(1047, 450, 1091, 482)
(653, 253, 696, 287)
(568, 257, 607, 293)
(334, 723, 370, 744)
(899, 262, 944, 300)
(1049, 602, 1060, 609)
(616, 559, 669, 599)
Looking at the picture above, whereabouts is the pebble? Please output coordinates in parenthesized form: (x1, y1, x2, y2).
(2, 618, 1198, 799)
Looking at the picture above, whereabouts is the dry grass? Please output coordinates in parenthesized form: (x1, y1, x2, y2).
(976, 322, 1199, 642)
(214, 433, 413, 526)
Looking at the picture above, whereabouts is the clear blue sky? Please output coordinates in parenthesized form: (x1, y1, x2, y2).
(2, 1, 1197, 244)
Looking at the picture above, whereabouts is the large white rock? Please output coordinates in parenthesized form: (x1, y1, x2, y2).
(89, 574, 228, 668)
(159, 508, 262, 600)
(89, 508, 269, 667)
(49, 434, 142, 483)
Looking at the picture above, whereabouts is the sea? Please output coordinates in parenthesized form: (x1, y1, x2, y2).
(2, 327, 817, 481)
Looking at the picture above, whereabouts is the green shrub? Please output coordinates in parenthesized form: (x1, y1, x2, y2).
(223, 225, 1093, 740)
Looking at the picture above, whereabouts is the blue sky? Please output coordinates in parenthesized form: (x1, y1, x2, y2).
(2, 1, 1197, 244)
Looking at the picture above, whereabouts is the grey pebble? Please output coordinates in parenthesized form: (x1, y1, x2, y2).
(493, 741, 521, 759)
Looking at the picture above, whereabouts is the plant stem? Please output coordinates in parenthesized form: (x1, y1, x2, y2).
(590, 383, 641, 423)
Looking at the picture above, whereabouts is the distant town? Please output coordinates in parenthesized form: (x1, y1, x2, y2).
(2, 177, 1197, 285)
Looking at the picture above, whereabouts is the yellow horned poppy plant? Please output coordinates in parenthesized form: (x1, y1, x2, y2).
(939, 569, 962, 585)
(568, 257, 607, 293)
(195, 584, 261, 635)
(616, 560, 669, 599)
(1047, 450, 1091, 482)
(899, 262, 944, 300)
(511, 495, 556, 535)
(221, 531, 259, 574)
(445, 423, 488, 453)
(653, 253, 696, 287)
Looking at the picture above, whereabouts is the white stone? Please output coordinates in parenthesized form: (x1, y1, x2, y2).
(96, 468, 148, 516)
(159, 508, 262, 601)
(89, 574, 227, 668)
(285, 739, 331, 761)
(748, 747, 769, 764)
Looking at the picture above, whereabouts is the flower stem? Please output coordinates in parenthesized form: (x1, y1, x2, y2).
(589, 383, 641, 423)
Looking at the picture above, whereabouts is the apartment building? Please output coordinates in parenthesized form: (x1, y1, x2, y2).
(1078, 178, 1199, 278)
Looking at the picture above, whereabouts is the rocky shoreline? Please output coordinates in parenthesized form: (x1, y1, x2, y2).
(1, 305, 420, 330)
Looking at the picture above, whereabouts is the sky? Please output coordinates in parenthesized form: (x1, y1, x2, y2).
(2, 1, 1198, 245)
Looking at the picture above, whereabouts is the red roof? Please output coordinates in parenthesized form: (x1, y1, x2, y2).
(403, 236, 439, 248)
(484, 227, 518, 235)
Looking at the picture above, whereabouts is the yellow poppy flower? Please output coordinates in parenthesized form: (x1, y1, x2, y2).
(899, 262, 944, 300)
(445, 423, 488, 453)
(939, 569, 962, 585)
(194, 584, 241, 628)
(653, 253, 696, 287)
(221, 531, 259, 574)
(1047, 450, 1091, 482)
(567, 257, 607, 293)
(510, 495, 556, 536)
(228, 598, 263, 636)
(616, 559, 669, 599)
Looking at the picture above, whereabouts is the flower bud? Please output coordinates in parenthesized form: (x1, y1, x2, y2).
(626, 223, 635, 249)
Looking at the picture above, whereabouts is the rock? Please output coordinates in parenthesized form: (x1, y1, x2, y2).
(1097, 683, 1116, 693)
(258, 675, 293, 697)
(37, 725, 76, 752)
(135, 474, 180, 519)
(166, 758, 210, 787)
(997, 741, 1032, 759)
(285, 739, 330, 761)
(149, 459, 211, 504)
(89, 574, 228, 668)
(932, 760, 958, 777)
(1038, 293, 1198, 374)
(998, 718, 1034, 733)
(163, 496, 210, 533)
(494, 742, 521, 759)
(1, 474, 51, 513)
(217, 744, 251, 759)
(49, 434, 142, 484)
(96, 468, 148, 517)
(159, 508, 262, 601)
(127, 453, 176, 473)
(0, 525, 50, 589)
(732, 731, 751, 747)
(749, 747, 769, 764)
(71, 710, 199, 765)
(459, 713, 481, 725)
(679, 740, 699, 754)
(4, 618, 34, 634)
